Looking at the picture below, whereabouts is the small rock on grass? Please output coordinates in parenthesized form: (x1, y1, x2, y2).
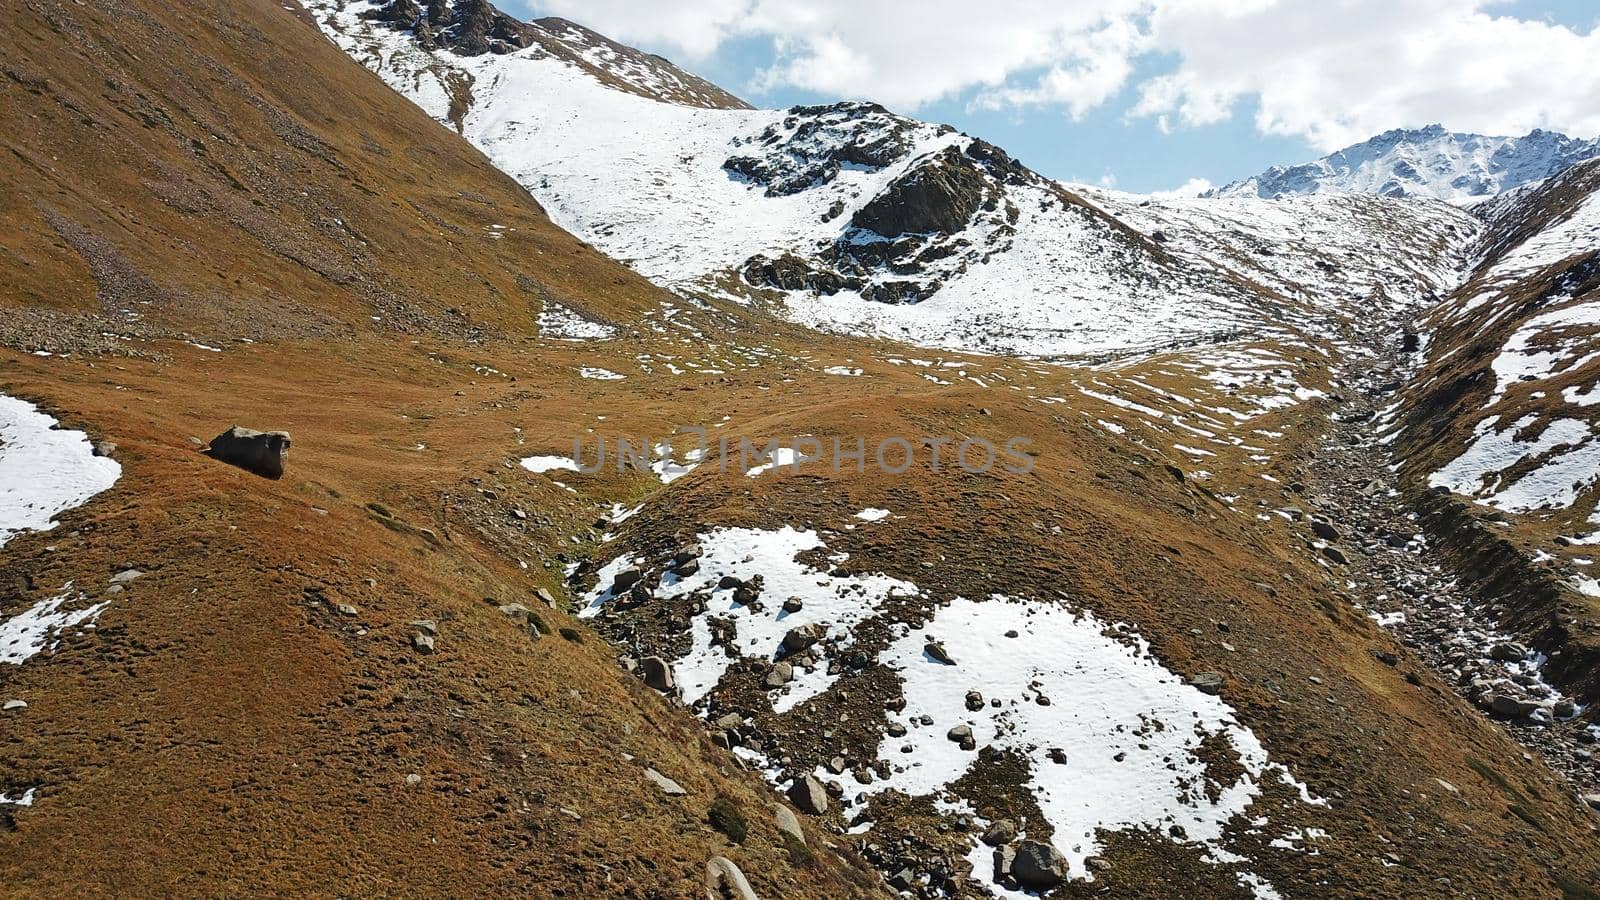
(774, 804, 806, 845)
(3, 700, 27, 712)
(1189, 672, 1224, 695)
(704, 857, 758, 900)
(644, 767, 687, 796)
(411, 632, 435, 654)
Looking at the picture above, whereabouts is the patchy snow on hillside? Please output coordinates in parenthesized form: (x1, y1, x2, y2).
(538, 301, 618, 341)
(578, 526, 919, 710)
(1, 587, 106, 666)
(851, 594, 1319, 894)
(579, 525, 1321, 896)
(1, 394, 121, 549)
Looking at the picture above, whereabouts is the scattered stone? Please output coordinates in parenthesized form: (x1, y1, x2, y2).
(765, 661, 794, 688)
(924, 641, 956, 665)
(1488, 642, 1527, 663)
(404, 773, 421, 786)
(408, 619, 437, 635)
(1189, 672, 1224, 695)
(704, 857, 758, 900)
(3, 700, 27, 712)
(93, 440, 117, 458)
(980, 819, 1016, 846)
(781, 623, 825, 653)
(204, 426, 291, 479)
(612, 567, 643, 593)
(674, 544, 703, 566)
(109, 569, 144, 585)
(1311, 519, 1341, 541)
(411, 632, 435, 654)
(787, 774, 829, 815)
(644, 767, 687, 796)
(640, 656, 676, 693)
(782, 597, 804, 614)
(335, 602, 360, 617)
(826, 756, 847, 775)
(965, 690, 985, 711)
(1009, 840, 1070, 889)
(674, 559, 700, 577)
(1321, 545, 1349, 565)
(774, 804, 807, 845)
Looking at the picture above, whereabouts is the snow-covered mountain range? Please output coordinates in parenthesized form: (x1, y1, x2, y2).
(1207, 125, 1600, 203)
(307, 0, 1498, 360)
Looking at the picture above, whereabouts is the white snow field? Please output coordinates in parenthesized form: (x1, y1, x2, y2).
(0, 394, 121, 549)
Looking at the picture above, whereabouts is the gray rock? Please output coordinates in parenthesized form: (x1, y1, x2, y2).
(1582, 794, 1600, 812)
(1488, 694, 1536, 718)
(781, 623, 825, 653)
(1010, 840, 1069, 889)
(1321, 545, 1349, 565)
(1189, 672, 1224, 695)
(335, 602, 360, 617)
(826, 756, 847, 775)
(411, 632, 435, 654)
(109, 569, 144, 585)
(1488, 642, 1527, 662)
(704, 856, 758, 900)
(644, 767, 687, 796)
(787, 774, 829, 815)
(782, 597, 804, 614)
(1311, 519, 1340, 541)
(765, 661, 794, 688)
(204, 426, 291, 479)
(925, 641, 956, 665)
(674, 559, 700, 577)
(93, 440, 117, 458)
(980, 819, 1016, 846)
(673, 544, 703, 566)
(774, 803, 807, 845)
(498, 603, 531, 621)
(3, 700, 27, 712)
(612, 567, 644, 593)
(640, 656, 676, 693)
(965, 690, 985, 711)
(408, 619, 437, 635)
(947, 724, 973, 743)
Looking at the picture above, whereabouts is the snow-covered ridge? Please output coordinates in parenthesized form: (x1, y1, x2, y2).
(1209, 125, 1600, 203)
(310, 1, 1487, 362)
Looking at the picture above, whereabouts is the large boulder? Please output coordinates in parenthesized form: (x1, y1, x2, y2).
(1010, 840, 1070, 889)
(205, 426, 291, 479)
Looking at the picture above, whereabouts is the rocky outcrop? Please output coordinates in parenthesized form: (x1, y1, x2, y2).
(723, 102, 921, 197)
(850, 146, 990, 239)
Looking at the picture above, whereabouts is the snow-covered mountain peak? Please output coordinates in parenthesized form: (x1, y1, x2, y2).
(341, 0, 748, 112)
(1209, 125, 1600, 203)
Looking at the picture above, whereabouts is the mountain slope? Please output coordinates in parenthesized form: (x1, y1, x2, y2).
(1395, 157, 1600, 697)
(308, 0, 1481, 361)
(1209, 125, 1600, 203)
(4, 2, 1600, 898)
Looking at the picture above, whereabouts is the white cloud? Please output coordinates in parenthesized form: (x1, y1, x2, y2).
(523, 0, 1600, 148)
(1150, 177, 1215, 199)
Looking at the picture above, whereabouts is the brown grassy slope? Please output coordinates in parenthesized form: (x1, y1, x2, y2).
(0, 0, 882, 895)
(0, 0, 1596, 897)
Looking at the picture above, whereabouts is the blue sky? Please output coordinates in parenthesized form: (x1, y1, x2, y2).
(517, 0, 1600, 194)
